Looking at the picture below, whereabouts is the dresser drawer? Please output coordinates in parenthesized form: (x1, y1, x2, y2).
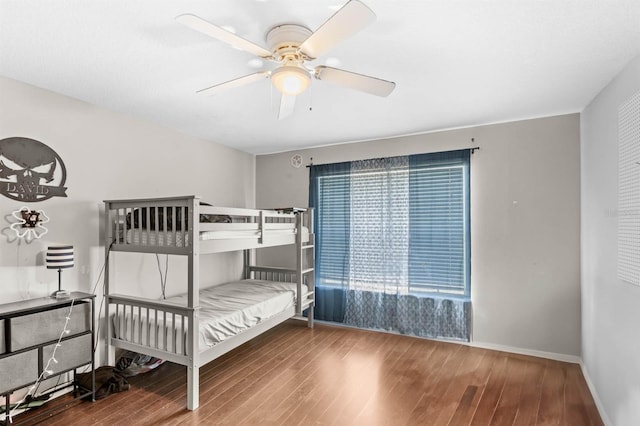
(11, 303, 90, 351)
(0, 349, 38, 394)
(43, 333, 92, 374)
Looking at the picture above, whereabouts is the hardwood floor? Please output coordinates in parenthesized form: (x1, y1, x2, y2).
(15, 321, 602, 425)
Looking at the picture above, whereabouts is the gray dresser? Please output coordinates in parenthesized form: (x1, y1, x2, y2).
(0, 292, 95, 421)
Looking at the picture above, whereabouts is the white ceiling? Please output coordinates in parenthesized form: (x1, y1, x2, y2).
(1, 0, 640, 154)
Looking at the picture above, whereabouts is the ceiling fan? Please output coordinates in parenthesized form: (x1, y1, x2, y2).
(176, 0, 396, 119)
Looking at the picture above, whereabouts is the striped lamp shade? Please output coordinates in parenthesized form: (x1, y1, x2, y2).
(46, 245, 74, 269)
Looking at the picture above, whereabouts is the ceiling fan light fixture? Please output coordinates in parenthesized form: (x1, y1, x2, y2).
(271, 66, 311, 96)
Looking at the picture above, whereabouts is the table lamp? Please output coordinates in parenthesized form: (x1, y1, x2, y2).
(46, 245, 74, 298)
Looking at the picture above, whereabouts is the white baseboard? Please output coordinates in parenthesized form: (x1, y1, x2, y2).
(579, 361, 612, 426)
(469, 340, 581, 364)
(314, 320, 582, 364)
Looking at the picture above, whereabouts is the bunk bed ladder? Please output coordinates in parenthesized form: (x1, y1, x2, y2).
(296, 210, 315, 328)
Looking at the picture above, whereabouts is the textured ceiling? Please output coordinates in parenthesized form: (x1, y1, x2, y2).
(1, 0, 640, 154)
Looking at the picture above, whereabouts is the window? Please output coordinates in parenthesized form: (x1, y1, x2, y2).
(310, 149, 470, 297)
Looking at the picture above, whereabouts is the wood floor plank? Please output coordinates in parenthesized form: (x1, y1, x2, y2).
(276, 325, 382, 425)
(469, 351, 510, 425)
(431, 346, 487, 425)
(171, 323, 310, 425)
(194, 323, 308, 395)
(489, 355, 528, 425)
(353, 337, 433, 425)
(512, 355, 546, 426)
(404, 342, 466, 425)
(536, 362, 566, 425)
(13, 321, 604, 426)
(298, 327, 390, 425)
(447, 349, 498, 425)
(197, 323, 354, 425)
(408, 344, 472, 425)
(565, 364, 604, 426)
(219, 327, 341, 425)
(325, 333, 416, 426)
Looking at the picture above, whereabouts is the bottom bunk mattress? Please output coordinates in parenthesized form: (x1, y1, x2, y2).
(112, 279, 307, 355)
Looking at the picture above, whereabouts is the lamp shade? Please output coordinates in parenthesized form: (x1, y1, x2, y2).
(271, 66, 311, 96)
(46, 245, 74, 269)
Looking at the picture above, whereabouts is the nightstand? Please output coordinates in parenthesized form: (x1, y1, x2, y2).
(0, 292, 95, 423)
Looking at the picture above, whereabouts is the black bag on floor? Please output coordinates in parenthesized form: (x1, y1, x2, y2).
(76, 366, 129, 400)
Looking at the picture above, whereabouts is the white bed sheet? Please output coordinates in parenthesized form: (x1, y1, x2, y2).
(113, 279, 307, 354)
(125, 227, 308, 247)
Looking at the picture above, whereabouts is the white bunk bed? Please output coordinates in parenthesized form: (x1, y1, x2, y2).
(103, 195, 315, 410)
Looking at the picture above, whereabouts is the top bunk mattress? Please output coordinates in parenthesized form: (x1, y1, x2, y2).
(124, 225, 308, 247)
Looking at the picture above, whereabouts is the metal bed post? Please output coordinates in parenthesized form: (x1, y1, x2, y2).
(295, 212, 304, 316)
(243, 249, 252, 279)
(186, 196, 200, 410)
(104, 202, 115, 365)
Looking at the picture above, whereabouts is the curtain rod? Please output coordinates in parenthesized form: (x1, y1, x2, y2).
(305, 146, 480, 168)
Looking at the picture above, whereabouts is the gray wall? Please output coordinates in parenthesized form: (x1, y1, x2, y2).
(256, 114, 581, 357)
(0, 76, 255, 362)
(581, 55, 640, 426)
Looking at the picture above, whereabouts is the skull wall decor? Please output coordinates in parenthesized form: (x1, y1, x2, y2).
(0, 137, 68, 202)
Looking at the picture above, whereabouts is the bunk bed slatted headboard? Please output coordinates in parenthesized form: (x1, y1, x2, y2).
(110, 294, 196, 362)
(105, 196, 199, 254)
(247, 266, 297, 283)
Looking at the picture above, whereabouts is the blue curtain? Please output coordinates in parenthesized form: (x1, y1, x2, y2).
(309, 150, 471, 341)
(343, 292, 470, 340)
(309, 161, 351, 322)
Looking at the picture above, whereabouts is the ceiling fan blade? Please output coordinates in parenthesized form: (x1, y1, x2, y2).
(299, 0, 375, 60)
(315, 66, 395, 97)
(278, 94, 296, 120)
(176, 14, 272, 59)
(197, 72, 269, 96)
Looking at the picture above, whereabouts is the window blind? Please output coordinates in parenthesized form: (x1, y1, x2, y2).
(310, 149, 470, 297)
(409, 151, 470, 295)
